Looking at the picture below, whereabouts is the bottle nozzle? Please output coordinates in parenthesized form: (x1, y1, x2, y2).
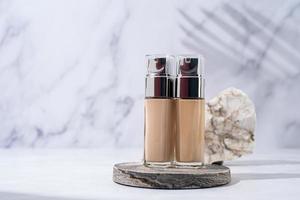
(177, 55, 204, 77)
(145, 55, 175, 98)
(176, 55, 205, 99)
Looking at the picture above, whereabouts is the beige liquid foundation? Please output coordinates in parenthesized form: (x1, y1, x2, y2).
(144, 55, 175, 167)
(175, 55, 205, 167)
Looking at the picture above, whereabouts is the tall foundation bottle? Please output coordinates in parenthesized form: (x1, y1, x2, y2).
(144, 55, 175, 167)
(175, 55, 205, 167)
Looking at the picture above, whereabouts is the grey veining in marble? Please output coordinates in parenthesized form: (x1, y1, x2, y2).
(0, 0, 299, 149)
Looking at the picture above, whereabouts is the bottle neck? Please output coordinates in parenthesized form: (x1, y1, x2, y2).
(145, 75, 172, 98)
(176, 76, 205, 99)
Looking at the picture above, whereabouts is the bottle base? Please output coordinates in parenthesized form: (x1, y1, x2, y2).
(143, 160, 173, 168)
(174, 161, 204, 168)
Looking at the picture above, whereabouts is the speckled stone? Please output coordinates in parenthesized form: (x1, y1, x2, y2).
(113, 162, 231, 189)
(205, 87, 256, 164)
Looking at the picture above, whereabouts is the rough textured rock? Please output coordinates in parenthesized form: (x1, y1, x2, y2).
(113, 162, 231, 189)
(205, 87, 256, 164)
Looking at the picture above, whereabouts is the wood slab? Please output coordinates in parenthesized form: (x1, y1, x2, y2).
(113, 162, 231, 189)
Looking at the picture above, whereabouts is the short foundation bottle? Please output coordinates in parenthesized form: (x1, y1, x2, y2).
(175, 55, 205, 167)
(144, 55, 175, 167)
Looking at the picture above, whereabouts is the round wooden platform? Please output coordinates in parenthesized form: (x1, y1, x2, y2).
(113, 162, 231, 189)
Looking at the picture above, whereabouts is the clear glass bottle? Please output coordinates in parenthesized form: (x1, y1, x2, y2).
(144, 55, 175, 167)
(175, 55, 205, 167)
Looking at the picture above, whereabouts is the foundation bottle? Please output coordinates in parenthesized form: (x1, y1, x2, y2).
(175, 55, 205, 167)
(144, 55, 175, 167)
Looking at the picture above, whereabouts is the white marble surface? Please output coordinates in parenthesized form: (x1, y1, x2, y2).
(0, 0, 300, 149)
(0, 148, 299, 200)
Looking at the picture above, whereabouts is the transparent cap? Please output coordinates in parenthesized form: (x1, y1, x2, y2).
(146, 54, 175, 76)
(177, 55, 204, 77)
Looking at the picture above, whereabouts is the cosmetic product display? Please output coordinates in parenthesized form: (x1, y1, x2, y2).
(113, 54, 231, 189)
(175, 55, 205, 166)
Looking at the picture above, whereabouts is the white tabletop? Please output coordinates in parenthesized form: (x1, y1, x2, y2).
(0, 148, 299, 200)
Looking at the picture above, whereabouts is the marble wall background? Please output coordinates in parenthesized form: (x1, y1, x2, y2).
(0, 0, 299, 150)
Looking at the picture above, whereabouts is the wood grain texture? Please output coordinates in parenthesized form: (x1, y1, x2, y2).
(113, 162, 231, 189)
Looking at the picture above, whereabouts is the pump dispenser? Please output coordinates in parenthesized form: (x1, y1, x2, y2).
(144, 55, 175, 166)
(175, 55, 205, 166)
